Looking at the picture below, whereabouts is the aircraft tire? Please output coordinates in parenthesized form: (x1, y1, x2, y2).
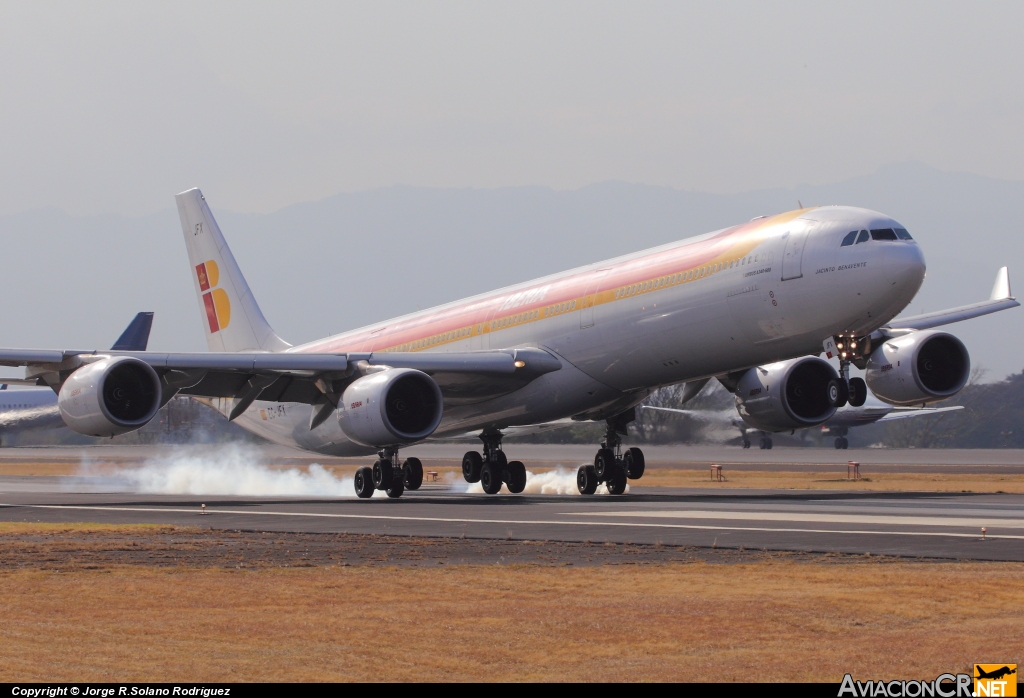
(742, 439, 751, 449)
(577, 465, 598, 495)
(480, 462, 503, 494)
(403, 457, 424, 490)
(606, 463, 628, 495)
(841, 437, 849, 450)
(462, 451, 483, 483)
(827, 378, 849, 408)
(490, 450, 508, 470)
(354, 466, 375, 499)
(386, 477, 405, 499)
(594, 448, 616, 479)
(625, 447, 646, 479)
(835, 438, 843, 449)
(506, 460, 527, 494)
(372, 459, 393, 490)
(848, 377, 867, 407)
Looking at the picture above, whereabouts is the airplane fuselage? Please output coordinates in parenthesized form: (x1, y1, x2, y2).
(221, 206, 926, 455)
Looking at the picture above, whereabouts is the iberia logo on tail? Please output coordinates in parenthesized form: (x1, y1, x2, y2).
(196, 260, 231, 333)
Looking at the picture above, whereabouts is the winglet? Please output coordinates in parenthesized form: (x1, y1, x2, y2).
(990, 266, 1012, 301)
(110, 312, 154, 351)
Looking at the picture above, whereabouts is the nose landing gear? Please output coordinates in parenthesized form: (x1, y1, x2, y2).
(832, 334, 869, 407)
(578, 412, 645, 495)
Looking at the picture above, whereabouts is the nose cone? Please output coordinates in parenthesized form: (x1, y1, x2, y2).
(884, 240, 927, 306)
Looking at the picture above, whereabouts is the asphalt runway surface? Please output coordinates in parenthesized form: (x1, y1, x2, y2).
(1, 444, 1022, 562)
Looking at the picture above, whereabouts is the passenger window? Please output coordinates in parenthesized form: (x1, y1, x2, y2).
(841, 231, 857, 247)
(870, 228, 898, 241)
(856, 230, 869, 244)
(894, 228, 913, 240)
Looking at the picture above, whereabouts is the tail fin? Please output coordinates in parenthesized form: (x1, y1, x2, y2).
(175, 188, 290, 353)
(110, 312, 154, 351)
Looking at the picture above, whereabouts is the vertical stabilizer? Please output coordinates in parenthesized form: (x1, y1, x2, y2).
(175, 188, 290, 353)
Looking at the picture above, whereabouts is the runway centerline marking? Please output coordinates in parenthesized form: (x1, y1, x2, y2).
(2, 502, 1023, 540)
(567, 510, 1024, 528)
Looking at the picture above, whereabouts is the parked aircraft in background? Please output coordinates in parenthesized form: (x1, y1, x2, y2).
(0, 313, 153, 445)
(643, 394, 964, 449)
(0, 190, 1016, 497)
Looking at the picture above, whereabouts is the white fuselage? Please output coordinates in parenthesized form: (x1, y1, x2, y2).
(213, 206, 926, 455)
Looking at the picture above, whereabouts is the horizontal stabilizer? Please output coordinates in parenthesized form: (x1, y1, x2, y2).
(882, 267, 1018, 333)
(877, 405, 964, 422)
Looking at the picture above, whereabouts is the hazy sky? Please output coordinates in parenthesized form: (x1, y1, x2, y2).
(1, 2, 1022, 216)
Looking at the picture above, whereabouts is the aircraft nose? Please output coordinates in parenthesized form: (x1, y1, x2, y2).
(885, 239, 926, 295)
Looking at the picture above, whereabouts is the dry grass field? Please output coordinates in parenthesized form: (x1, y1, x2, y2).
(0, 524, 1021, 682)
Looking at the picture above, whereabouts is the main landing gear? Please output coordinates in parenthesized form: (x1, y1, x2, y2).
(461, 429, 527, 495)
(354, 448, 424, 499)
(831, 426, 850, 450)
(577, 413, 645, 495)
(758, 434, 773, 450)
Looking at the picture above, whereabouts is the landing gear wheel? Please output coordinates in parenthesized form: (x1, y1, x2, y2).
(760, 437, 773, 450)
(354, 466, 374, 498)
(848, 377, 867, 407)
(372, 459, 393, 489)
(827, 378, 849, 408)
(403, 457, 423, 490)
(490, 450, 508, 470)
(462, 451, 482, 483)
(841, 437, 849, 450)
(386, 476, 405, 499)
(594, 448, 616, 479)
(505, 460, 527, 494)
(766, 437, 773, 450)
(742, 439, 751, 449)
(834, 437, 844, 450)
(577, 465, 598, 495)
(606, 464, 627, 495)
(480, 462, 504, 494)
(624, 447, 645, 479)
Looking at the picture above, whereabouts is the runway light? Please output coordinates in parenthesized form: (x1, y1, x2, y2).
(982, 527, 987, 540)
(201, 504, 206, 515)
(514, 360, 526, 368)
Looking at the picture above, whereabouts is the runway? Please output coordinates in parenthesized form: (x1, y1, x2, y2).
(1, 444, 1022, 562)
(2, 482, 1023, 561)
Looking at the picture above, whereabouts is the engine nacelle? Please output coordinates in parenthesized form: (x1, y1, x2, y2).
(58, 356, 162, 437)
(734, 356, 841, 432)
(337, 368, 443, 448)
(865, 330, 970, 406)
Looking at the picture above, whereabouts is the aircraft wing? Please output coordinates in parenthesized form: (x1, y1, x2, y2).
(640, 405, 738, 424)
(876, 405, 964, 422)
(0, 346, 562, 410)
(442, 417, 578, 441)
(881, 267, 1018, 333)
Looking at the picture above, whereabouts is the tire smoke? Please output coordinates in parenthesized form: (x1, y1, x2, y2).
(64, 443, 378, 497)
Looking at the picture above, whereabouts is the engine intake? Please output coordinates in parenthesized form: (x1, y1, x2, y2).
(865, 330, 970, 406)
(58, 356, 162, 436)
(338, 368, 443, 447)
(733, 356, 841, 432)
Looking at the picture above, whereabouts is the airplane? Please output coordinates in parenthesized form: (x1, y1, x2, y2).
(0, 190, 1017, 498)
(975, 666, 1016, 681)
(642, 393, 964, 449)
(0, 313, 154, 445)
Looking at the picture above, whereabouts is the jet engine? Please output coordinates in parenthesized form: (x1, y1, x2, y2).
(733, 357, 843, 432)
(865, 330, 970, 406)
(337, 368, 443, 448)
(58, 356, 162, 437)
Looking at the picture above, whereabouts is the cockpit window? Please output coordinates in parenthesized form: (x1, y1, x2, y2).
(855, 230, 869, 244)
(870, 228, 898, 241)
(840, 231, 858, 247)
(894, 228, 913, 240)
